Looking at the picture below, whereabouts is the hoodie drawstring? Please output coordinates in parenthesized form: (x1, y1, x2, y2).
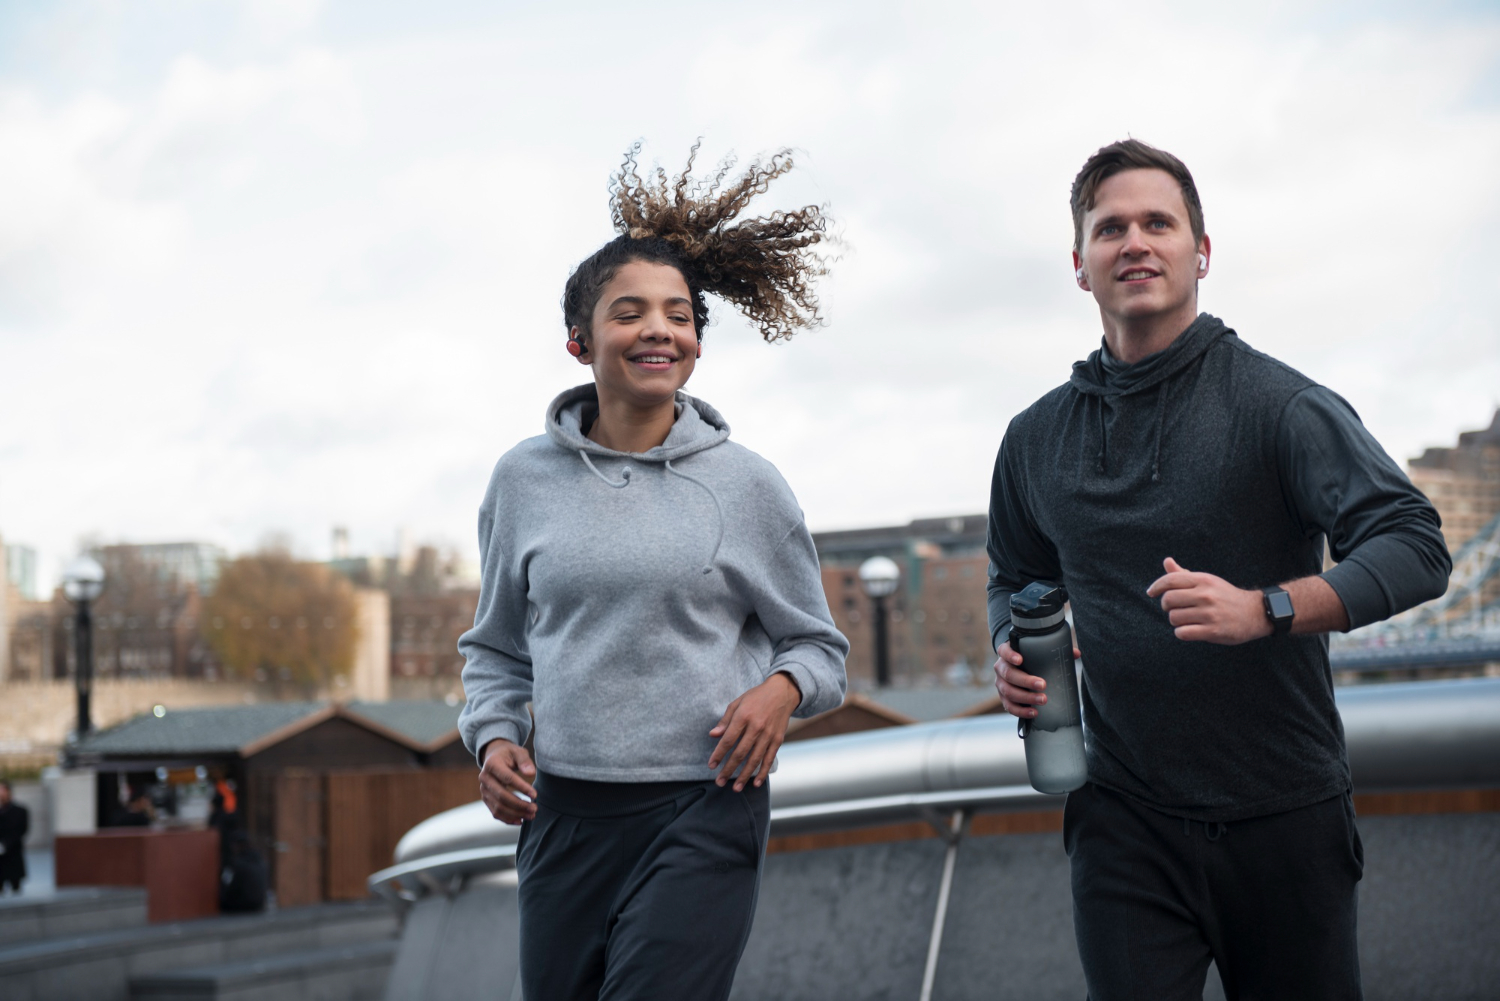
(666, 459, 724, 575)
(1095, 380, 1169, 481)
(1096, 401, 1108, 475)
(1149, 383, 1168, 483)
(575, 451, 723, 574)
(578, 450, 631, 488)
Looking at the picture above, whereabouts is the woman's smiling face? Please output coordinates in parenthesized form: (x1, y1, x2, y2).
(573, 260, 698, 410)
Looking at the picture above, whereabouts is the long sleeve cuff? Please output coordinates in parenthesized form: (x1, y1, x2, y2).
(466, 719, 527, 767)
(988, 590, 1016, 653)
(772, 659, 842, 718)
(1320, 557, 1389, 632)
(1320, 532, 1452, 631)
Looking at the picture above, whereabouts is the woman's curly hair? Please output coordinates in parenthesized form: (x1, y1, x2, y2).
(562, 142, 834, 344)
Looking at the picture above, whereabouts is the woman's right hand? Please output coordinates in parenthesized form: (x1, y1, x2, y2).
(479, 739, 538, 825)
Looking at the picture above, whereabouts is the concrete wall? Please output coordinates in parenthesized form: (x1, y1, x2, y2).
(381, 809, 1499, 1000)
(729, 811, 1500, 1001)
(0, 679, 262, 763)
(383, 871, 521, 1000)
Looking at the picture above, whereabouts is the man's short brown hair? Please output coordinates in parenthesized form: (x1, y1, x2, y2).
(1071, 139, 1204, 252)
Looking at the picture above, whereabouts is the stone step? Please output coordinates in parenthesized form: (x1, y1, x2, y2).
(0, 888, 149, 945)
(128, 939, 395, 1001)
(0, 901, 396, 1001)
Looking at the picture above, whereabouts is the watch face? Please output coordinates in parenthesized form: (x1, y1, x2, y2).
(1267, 590, 1295, 620)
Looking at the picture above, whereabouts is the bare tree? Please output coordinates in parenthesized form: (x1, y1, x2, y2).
(201, 550, 358, 695)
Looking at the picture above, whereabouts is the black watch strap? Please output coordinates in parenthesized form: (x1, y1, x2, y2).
(1261, 586, 1295, 636)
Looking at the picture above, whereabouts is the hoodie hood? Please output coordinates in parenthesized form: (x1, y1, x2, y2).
(545, 383, 731, 461)
(1070, 313, 1229, 398)
(1067, 313, 1231, 481)
(543, 383, 734, 573)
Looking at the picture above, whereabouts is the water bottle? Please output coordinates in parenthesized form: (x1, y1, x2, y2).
(1011, 581, 1087, 794)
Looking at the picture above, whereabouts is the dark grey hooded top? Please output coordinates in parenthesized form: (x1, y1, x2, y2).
(987, 314, 1450, 821)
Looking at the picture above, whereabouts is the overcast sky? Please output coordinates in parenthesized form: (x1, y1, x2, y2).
(2, 0, 1498, 590)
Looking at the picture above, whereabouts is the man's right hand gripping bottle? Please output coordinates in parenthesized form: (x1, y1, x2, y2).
(1011, 581, 1087, 794)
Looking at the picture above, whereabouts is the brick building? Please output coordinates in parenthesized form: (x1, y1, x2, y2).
(814, 515, 993, 690)
(326, 536, 479, 698)
(389, 589, 479, 700)
(1409, 409, 1500, 555)
(3, 543, 226, 683)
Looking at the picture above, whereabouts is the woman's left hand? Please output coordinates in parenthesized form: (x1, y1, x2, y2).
(708, 673, 803, 791)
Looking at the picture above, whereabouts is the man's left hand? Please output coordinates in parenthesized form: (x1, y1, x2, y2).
(1146, 557, 1271, 645)
(708, 672, 802, 792)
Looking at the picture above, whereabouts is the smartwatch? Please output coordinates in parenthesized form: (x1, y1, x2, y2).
(1261, 586, 1294, 636)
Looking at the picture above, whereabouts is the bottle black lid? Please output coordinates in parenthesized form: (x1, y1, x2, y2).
(1010, 581, 1068, 622)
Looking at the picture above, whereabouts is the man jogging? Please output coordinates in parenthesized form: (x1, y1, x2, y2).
(987, 139, 1451, 1000)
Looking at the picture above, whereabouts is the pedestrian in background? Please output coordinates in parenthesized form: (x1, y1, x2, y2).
(0, 779, 29, 895)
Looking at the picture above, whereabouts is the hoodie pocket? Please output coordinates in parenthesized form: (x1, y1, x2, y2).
(1342, 793, 1364, 882)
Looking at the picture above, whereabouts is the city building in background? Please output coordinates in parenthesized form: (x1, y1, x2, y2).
(7, 543, 38, 601)
(1409, 409, 1500, 555)
(1, 537, 40, 682)
(73, 543, 227, 681)
(100, 542, 226, 596)
(814, 515, 992, 690)
(388, 590, 476, 701)
(8, 400, 1491, 706)
(326, 527, 477, 701)
(1404, 408, 1500, 629)
(0, 542, 224, 683)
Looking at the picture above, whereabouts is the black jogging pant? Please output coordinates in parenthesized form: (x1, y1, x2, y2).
(1065, 782, 1364, 1001)
(515, 772, 770, 1001)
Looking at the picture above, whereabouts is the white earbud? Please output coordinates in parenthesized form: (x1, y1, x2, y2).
(1197, 253, 1208, 273)
(1075, 267, 1085, 281)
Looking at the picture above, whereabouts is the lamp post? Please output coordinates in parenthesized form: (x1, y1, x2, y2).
(62, 555, 106, 741)
(859, 556, 900, 688)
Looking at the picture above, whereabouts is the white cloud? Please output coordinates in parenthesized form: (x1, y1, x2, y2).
(0, 0, 1497, 588)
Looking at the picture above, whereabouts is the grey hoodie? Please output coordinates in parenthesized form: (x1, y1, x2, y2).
(458, 384, 849, 782)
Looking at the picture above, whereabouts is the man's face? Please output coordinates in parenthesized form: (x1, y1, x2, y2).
(1074, 168, 1207, 330)
(0, 784, 10, 807)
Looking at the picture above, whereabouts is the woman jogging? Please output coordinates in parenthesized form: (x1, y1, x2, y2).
(458, 144, 849, 1001)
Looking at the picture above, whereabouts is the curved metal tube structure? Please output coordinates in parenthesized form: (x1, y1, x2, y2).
(370, 677, 1500, 903)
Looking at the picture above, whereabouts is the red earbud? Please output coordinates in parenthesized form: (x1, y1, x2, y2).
(566, 339, 583, 358)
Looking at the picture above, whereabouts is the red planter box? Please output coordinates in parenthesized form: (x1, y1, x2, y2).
(54, 829, 220, 923)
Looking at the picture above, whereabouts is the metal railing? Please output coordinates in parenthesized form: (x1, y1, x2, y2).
(370, 677, 1500, 1000)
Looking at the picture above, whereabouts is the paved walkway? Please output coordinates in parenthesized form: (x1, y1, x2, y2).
(6, 848, 54, 898)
